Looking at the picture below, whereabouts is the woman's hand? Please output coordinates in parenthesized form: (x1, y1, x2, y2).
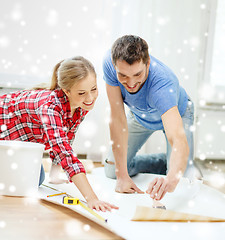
(87, 198, 119, 212)
(71, 173, 119, 212)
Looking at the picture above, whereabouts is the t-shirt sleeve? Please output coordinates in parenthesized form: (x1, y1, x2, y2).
(150, 75, 179, 116)
(102, 50, 119, 86)
(39, 103, 86, 181)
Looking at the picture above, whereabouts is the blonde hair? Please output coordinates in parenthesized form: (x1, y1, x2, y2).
(51, 56, 96, 91)
(33, 56, 96, 91)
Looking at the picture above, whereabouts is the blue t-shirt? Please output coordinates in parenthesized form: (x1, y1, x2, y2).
(103, 50, 188, 130)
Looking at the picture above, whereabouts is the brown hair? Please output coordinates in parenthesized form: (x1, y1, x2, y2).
(111, 35, 149, 66)
(33, 56, 96, 90)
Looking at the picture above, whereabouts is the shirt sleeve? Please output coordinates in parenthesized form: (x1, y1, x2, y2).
(102, 50, 119, 86)
(39, 103, 86, 181)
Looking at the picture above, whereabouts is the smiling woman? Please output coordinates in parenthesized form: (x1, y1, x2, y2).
(63, 73, 98, 114)
(0, 56, 118, 212)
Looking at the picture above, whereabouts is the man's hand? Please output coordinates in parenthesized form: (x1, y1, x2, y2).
(146, 175, 180, 200)
(115, 175, 144, 194)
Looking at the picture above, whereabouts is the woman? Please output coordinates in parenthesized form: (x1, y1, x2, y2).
(0, 56, 118, 212)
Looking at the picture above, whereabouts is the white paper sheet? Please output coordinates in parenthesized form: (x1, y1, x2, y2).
(39, 168, 225, 240)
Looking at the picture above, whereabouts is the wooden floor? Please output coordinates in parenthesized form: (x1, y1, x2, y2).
(0, 196, 123, 240)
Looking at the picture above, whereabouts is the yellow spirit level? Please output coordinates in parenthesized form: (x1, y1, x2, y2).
(63, 196, 79, 205)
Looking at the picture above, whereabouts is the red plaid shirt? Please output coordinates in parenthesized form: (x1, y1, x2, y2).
(0, 89, 87, 180)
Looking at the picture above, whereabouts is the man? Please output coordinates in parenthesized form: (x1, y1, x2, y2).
(103, 35, 202, 201)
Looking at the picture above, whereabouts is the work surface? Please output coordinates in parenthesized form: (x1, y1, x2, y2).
(41, 167, 225, 240)
(1, 168, 225, 240)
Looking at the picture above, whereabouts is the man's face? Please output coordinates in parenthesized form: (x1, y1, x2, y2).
(114, 58, 150, 93)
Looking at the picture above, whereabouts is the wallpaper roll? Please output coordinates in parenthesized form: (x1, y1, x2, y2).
(132, 206, 225, 222)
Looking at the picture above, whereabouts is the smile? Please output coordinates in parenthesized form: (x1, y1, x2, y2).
(126, 82, 139, 89)
(83, 101, 94, 106)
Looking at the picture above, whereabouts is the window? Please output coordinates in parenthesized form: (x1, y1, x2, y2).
(210, 0, 225, 87)
(0, 0, 146, 89)
(200, 0, 225, 105)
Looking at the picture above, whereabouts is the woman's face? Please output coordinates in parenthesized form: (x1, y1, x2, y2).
(63, 73, 98, 112)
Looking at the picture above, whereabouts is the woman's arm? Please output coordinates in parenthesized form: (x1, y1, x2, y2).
(40, 104, 118, 211)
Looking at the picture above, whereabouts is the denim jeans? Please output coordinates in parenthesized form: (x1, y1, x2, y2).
(104, 100, 198, 179)
(39, 164, 45, 186)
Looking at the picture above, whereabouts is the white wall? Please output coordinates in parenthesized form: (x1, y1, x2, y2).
(195, 109, 225, 160)
(132, 0, 212, 156)
(1, 0, 223, 161)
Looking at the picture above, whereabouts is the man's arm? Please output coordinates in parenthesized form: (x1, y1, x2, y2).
(106, 83, 143, 193)
(163, 106, 189, 183)
(146, 106, 189, 200)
